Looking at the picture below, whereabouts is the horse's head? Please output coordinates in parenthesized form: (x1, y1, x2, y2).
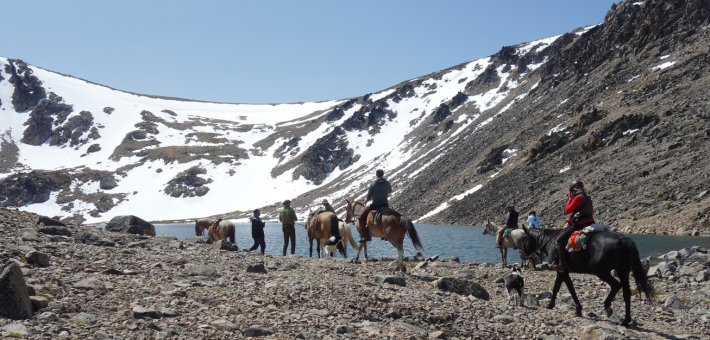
(194, 220, 202, 236)
(482, 218, 494, 235)
(344, 199, 353, 223)
(517, 229, 538, 259)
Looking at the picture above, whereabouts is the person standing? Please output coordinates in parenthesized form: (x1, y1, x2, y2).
(358, 169, 392, 242)
(554, 180, 595, 272)
(249, 209, 266, 254)
(322, 199, 335, 213)
(496, 204, 519, 248)
(279, 200, 298, 256)
(527, 211, 540, 229)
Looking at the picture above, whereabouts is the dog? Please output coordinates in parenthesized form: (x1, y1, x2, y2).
(505, 266, 525, 306)
(324, 236, 342, 259)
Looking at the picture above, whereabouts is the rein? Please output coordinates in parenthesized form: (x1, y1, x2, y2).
(522, 229, 561, 259)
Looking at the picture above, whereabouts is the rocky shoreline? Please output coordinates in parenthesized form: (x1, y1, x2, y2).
(1, 207, 709, 339)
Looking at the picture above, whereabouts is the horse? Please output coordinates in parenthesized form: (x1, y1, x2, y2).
(517, 228, 655, 327)
(344, 199, 423, 272)
(194, 219, 212, 236)
(305, 210, 345, 258)
(482, 219, 532, 268)
(207, 218, 236, 244)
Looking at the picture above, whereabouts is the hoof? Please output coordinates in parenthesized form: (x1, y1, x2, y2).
(575, 311, 582, 317)
(546, 304, 554, 310)
(621, 321, 629, 328)
(605, 307, 613, 317)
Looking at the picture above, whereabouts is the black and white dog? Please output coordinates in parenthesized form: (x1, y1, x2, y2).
(505, 266, 525, 306)
(324, 236, 342, 259)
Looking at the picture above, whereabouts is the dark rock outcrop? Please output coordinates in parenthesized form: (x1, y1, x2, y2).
(5, 59, 46, 112)
(20, 92, 73, 146)
(37, 216, 66, 227)
(0, 262, 34, 320)
(49, 110, 94, 147)
(164, 166, 212, 198)
(74, 231, 115, 246)
(434, 278, 489, 300)
(292, 127, 356, 184)
(105, 215, 156, 236)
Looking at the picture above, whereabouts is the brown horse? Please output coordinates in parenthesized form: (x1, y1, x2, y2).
(207, 218, 236, 244)
(305, 210, 345, 258)
(344, 199, 423, 271)
(194, 219, 212, 236)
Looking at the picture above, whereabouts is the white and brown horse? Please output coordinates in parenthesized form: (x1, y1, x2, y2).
(345, 199, 423, 272)
(305, 210, 345, 258)
(207, 218, 236, 244)
(482, 218, 531, 268)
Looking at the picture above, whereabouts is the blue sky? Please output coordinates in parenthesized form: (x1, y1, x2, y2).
(2, 0, 617, 104)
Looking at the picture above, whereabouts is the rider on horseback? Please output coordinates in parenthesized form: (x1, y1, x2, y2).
(358, 169, 392, 242)
(553, 180, 595, 272)
(496, 204, 518, 248)
(322, 199, 335, 213)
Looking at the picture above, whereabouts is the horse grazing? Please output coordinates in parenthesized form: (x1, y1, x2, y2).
(482, 219, 531, 268)
(194, 219, 212, 236)
(344, 199, 423, 272)
(518, 228, 655, 327)
(305, 210, 345, 258)
(207, 218, 236, 244)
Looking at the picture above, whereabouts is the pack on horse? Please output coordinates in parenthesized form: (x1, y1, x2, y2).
(344, 199, 423, 272)
(194, 219, 212, 236)
(305, 210, 345, 258)
(517, 227, 654, 327)
(482, 219, 533, 268)
(207, 218, 236, 244)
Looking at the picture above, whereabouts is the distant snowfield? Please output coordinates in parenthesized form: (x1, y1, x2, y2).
(0, 31, 574, 223)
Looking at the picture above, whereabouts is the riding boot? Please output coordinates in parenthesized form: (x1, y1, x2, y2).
(557, 248, 567, 273)
(358, 217, 371, 242)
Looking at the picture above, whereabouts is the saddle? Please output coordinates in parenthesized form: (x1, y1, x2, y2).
(208, 224, 223, 241)
(566, 223, 609, 252)
(309, 210, 326, 231)
(366, 208, 402, 227)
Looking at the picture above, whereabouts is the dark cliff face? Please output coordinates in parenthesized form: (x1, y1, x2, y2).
(386, 0, 710, 233)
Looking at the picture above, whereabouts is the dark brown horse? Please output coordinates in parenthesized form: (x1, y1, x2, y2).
(345, 199, 423, 271)
(305, 210, 345, 258)
(207, 218, 236, 244)
(194, 219, 212, 236)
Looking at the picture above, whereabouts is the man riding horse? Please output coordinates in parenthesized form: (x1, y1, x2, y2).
(357, 169, 392, 242)
(496, 204, 519, 248)
(553, 180, 594, 272)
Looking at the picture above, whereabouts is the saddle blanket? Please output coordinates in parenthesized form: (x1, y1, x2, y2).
(208, 225, 223, 241)
(367, 210, 379, 227)
(566, 224, 609, 252)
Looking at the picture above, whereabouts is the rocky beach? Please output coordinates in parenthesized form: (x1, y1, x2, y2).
(1, 207, 710, 340)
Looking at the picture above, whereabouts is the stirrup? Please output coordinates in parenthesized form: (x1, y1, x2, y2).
(495, 243, 502, 248)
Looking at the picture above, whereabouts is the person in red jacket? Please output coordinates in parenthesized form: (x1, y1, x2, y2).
(553, 180, 595, 272)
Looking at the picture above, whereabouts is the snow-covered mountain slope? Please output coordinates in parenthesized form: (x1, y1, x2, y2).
(2, 0, 710, 234)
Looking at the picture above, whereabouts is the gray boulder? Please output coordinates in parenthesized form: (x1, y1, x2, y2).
(454, 269, 477, 279)
(2, 323, 29, 337)
(211, 319, 238, 332)
(37, 225, 71, 236)
(37, 216, 66, 227)
(213, 240, 239, 251)
(70, 312, 97, 326)
(30, 296, 49, 309)
(0, 262, 34, 320)
(133, 306, 162, 319)
(184, 264, 218, 277)
(242, 327, 273, 337)
(25, 250, 50, 267)
(665, 295, 688, 309)
(434, 277, 489, 300)
(17, 228, 41, 242)
(440, 256, 460, 263)
(74, 277, 106, 291)
(74, 231, 114, 246)
(374, 275, 406, 287)
(246, 263, 267, 274)
(105, 215, 156, 236)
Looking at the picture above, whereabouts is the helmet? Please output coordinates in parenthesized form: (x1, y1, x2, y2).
(569, 180, 584, 191)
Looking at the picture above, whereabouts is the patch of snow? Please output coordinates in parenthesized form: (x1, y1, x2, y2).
(501, 149, 517, 164)
(651, 61, 676, 71)
(622, 128, 639, 135)
(557, 98, 569, 107)
(575, 24, 600, 36)
(659, 54, 671, 60)
(548, 121, 568, 135)
(559, 166, 570, 173)
(490, 170, 502, 178)
(632, 1, 646, 5)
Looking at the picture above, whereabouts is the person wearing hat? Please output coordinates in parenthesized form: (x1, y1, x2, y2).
(496, 203, 519, 248)
(553, 180, 595, 272)
(321, 199, 335, 213)
(279, 200, 298, 256)
(249, 209, 266, 254)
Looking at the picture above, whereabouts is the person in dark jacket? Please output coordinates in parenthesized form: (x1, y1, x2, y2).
(322, 199, 335, 213)
(553, 180, 595, 272)
(496, 204, 519, 248)
(249, 209, 266, 254)
(358, 169, 392, 242)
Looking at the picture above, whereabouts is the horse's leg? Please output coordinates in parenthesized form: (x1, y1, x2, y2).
(363, 242, 369, 261)
(308, 238, 313, 258)
(547, 275, 564, 310)
(354, 242, 362, 263)
(596, 271, 621, 317)
(561, 273, 583, 317)
(618, 269, 633, 327)
(501, 248, 507, 267)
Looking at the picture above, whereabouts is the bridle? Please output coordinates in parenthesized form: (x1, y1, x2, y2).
(519, 228, 560, 260)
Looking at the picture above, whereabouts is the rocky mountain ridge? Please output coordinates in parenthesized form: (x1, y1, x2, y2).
(0, 0, 709, 235)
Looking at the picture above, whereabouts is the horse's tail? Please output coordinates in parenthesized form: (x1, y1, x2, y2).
(229, 223, 236, 244)
(344, 223, 358, 250)
(623, 237, 655, 302)
(401, 216, 423, 251)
